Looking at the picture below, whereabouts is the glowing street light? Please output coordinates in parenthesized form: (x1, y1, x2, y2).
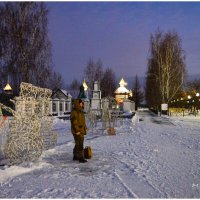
(196, 93, 200, 97)
(188, 95, 191, 99)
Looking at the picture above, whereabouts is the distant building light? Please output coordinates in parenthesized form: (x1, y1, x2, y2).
(83, 79, 88, 91)
(4, 83, 12, 91)
(119, 78, 127, 87)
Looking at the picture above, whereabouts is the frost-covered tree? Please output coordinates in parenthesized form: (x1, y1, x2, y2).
(0, 2, 63, 93)
(145, 29, 186, 108)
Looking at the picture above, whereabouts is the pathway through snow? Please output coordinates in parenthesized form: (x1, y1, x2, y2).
(0, 110, 200, 198)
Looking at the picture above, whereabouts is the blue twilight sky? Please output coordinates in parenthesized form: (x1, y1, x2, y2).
(46, 2, 200, 85)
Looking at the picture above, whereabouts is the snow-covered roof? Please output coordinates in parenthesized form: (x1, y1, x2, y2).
(115, 86, 130, 94)
(60, 89, 72, 98)
(115, 77, 131, 94)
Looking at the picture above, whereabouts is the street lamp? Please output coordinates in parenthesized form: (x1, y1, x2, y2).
(196, 93, 200, 113)
(187, 95, 192, 112)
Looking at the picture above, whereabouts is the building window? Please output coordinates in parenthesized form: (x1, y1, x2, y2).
(60, 102, 63, 111)
(52, 102, 56, 112)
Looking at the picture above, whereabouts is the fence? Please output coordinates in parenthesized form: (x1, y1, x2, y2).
(168, 107, 200, 117)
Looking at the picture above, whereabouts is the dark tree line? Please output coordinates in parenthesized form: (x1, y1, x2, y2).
(83, 58, 117, 98)
(129, 75, 144, 110)
(67, 58, 145, 110)
(68, 58, 117, 98)
(100, 68, 116, 98)
(0, 2, 63, 94)
(186, 79, 200, 94)
(1, 3, 187, 109)
(83, 58, 104, 90)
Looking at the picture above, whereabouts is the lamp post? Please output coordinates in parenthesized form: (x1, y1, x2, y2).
(187, 95, 191, 113)
(196, 92, 200, 114)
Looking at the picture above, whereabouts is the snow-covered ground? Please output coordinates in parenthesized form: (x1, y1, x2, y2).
(0, 110, 200, 198)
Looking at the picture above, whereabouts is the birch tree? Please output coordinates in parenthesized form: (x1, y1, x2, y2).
(0, 2, 63, 93)
(146, 30, 186, 108)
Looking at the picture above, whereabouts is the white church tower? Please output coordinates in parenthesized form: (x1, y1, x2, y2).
(91, 81, 102, 110)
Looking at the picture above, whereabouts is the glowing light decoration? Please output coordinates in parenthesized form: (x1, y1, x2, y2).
(119, 78, 127, 87)
(115, 78, 131, 103)
(83, 79, 88, 91)
(3, 83, 12, 91)
(0, 82, 57, 164)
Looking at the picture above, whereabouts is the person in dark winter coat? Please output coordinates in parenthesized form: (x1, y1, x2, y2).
(70, 99, 88, 163)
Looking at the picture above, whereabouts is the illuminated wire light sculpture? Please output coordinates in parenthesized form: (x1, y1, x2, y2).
(0, 82, 57, 164)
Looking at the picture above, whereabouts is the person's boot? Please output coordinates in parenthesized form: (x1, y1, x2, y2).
(73, 155, 79, 161)
(78, 150, 87, 163)
(79, 158, 87, 163)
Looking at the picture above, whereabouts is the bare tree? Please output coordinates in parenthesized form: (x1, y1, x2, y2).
(146, 29, 186, 108)
(83, 58, 104, 90)
(0, 2, 60, 93)
(49, 71, 64, 90)
(69, 79, 81, 98)
(186, 79, 200, 94)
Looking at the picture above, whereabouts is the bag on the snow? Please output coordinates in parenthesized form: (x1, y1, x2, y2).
(84, 146, 92, 159)
(107, 127, 116, 135)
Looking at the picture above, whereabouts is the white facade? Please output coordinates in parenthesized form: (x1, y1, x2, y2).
(123, 99, 135, 112)
(91, 81, 102, 110)
(115, 78, 132, 103)
(51, 89, 72, 116)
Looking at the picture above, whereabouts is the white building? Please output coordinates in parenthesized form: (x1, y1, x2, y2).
(50, 89, 72, 116)
(114, 78, 132, 104)
(114, 78, 135, 112)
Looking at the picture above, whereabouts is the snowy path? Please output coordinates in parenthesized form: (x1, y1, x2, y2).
(0, 110, 200, 198)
